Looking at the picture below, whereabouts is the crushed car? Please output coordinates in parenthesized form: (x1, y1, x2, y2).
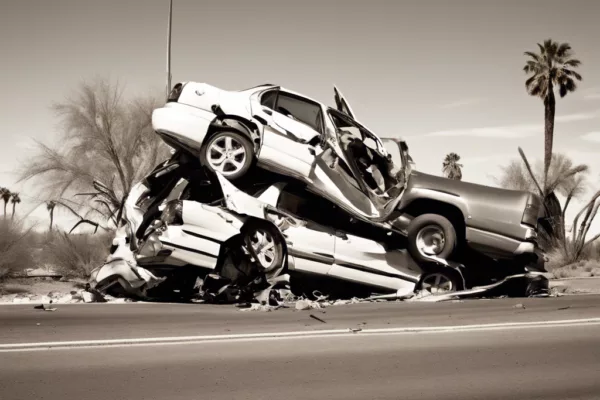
(89, 163, 470, 301)
(152, 83, 545, 270)
(89, 81, 548, 302)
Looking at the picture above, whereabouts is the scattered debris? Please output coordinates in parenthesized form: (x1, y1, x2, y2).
(557, 305, 571, 310)
(513, 303, 526, 309)
(309, 314, 327, 323)
(34, 304, 57, 312)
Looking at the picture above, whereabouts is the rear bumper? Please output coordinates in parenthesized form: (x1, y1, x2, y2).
(152, 103, 216, 151)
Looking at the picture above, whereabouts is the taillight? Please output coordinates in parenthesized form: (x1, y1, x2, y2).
(167, 83, 184, 102)
(522, 194, 541, 227)
(161, 200, 183, 225)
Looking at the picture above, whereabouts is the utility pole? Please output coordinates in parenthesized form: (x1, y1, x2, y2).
(166, 0, 173, 100)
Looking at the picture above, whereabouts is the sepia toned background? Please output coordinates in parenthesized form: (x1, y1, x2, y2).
(1, 0, 599, 232)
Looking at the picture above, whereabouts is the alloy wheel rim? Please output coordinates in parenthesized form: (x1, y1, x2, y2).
(250, 229, 276, 269)
(207, 136, 247, 176)
(421, 273, 454, 294)
(416, 225, 446, 256)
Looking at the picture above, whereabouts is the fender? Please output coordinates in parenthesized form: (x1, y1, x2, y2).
(209, 114, 264, 153)
(418, 256, 467, 291)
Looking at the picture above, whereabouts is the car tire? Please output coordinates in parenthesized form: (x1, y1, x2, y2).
(200, 131, 255, 180)
(407, 213, 457, 263)
(242, 220, 285, 273)
(418, 269, 462, 294)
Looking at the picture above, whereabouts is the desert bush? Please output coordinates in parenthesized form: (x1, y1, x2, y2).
(43, 231, 113, 279)
(0, 219, 37, 281)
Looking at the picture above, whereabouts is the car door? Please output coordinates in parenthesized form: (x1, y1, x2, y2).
(257, 89, 324, 180)
(146, 177, 243, 270)
(330, 228, 421, 294)
(272, 184, 336, 276)
(333, 86, 356, 120)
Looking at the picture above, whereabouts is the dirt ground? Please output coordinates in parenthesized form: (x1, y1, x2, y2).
(550, 277, 600, 295)
(0, 278, 90, 304)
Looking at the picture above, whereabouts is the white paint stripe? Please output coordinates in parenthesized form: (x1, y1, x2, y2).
(2, 318, 600, 352)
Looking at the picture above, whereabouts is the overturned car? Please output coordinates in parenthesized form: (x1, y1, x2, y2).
(89, 82, 548, 301)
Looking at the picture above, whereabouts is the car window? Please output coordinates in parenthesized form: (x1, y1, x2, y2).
(381, 139, 403, 168)
(275, 92, 323, 134)
(275, 184, 399, 244)
(329, 112, 363, 141)
(260, 90, 277, 109)
(363, 137, 379, 153)
(276, 185, 340, 227)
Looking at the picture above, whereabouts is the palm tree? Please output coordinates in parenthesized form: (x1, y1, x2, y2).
(0, 187, 11, 218)
(442, 153, 463, 180)
(523, 39, 582, 188)
(10, 192, 21, 220)
(46, 200, 56, 231)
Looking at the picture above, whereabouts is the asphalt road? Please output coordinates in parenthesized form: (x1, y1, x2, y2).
(1, 295, 600, 400)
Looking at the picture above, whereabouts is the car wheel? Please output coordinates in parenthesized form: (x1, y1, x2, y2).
(200, 131, 254, 180)
(418, 271, 461, 294)
(407, 213, 457, 263)
(243, 221, 285, 272)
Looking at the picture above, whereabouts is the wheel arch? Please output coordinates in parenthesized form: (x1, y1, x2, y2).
(401, 198, 467, 242)
(204, 114, 260, 149)
(239, 216, 290, 259)
(213, 216, 290, 274)
(417, 261, 466, 292)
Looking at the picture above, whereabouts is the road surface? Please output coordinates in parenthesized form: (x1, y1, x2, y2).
(1, 295, 600, 399)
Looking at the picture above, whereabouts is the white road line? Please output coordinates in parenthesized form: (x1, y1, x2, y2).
(2, 318, 600, 352)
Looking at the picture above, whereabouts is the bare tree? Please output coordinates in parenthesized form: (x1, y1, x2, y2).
(18, 78, 170, 232)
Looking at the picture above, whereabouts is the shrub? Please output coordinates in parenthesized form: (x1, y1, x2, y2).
(43, 231, 113, 279)
(0, 219, 36, 281)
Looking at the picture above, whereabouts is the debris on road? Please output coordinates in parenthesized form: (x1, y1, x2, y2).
(309, 314, 327, 323)
(33, 304, 57, 312)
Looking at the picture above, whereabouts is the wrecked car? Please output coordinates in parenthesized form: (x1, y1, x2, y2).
(151, 82, 546, 271)
(89, 161, 470, 301)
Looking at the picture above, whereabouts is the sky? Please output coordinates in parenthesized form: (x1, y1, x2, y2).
(1, 0, 600, 235)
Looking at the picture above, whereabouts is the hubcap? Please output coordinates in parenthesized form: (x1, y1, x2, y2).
(207, 136, 247, 176)
(421, 273, 454, 294)
(249, 229, 276, 269)
(416, 225, 446, 256)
